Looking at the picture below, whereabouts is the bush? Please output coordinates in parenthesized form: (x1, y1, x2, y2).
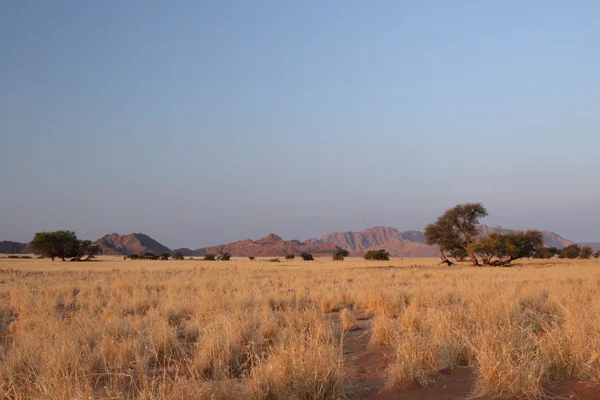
(172, 251, 184, 260)
(268, 258, 280, 262)
(580, 246, 594, 259)
(364, 249, 390, 261)
(159, 253, 171, 260)
(285, 254, 295, 260)
(559, 245, 581, 259)
(332, 249, 349, 261)
(249, 256, 255, 260)
(218, 253, 231, 261)
(204, 254, 216, 261)
(126, 254, 139, 260)
(7, 255, 19, 259)
(144, 252, 158, 260)
(595, 251, 600, 259)
(301, 252, 314, 261)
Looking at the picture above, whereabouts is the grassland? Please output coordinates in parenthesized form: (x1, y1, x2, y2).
(1, 256, 600, 399)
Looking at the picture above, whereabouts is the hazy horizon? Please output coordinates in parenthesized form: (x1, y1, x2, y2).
(2, 1, 599, 248)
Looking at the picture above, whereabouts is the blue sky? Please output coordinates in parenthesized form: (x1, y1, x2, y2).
(1, 1, 599, 248)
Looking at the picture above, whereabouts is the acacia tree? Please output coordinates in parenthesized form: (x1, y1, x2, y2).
(559, 245, 581, 259)
(424, 203, 488, 266)
(31, 230, 79, 261)
(471, 230, 543, 266)
(75, 240, 101, 260)
(580, 246, 594, 260)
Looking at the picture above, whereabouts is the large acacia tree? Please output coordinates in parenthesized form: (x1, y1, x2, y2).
(424, 203, 488, 266)
(31, 230, 79, 261)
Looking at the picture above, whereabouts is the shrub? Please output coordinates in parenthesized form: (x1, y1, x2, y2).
(301, 252, 314, 261)
(127, 254, 139, 260)
(580, 246, 594, 260)
(144, 252, 158, 260)
(172, 251, 184, 260)
(364, 249, 390, 261)
(595, 251, 600, 259)
(285, 254, 295, 260)
(249, 256, 255, 260)
(332, 249, 349, 261)
(7, 255, 19, 259)
(268, 258, 280, 262)
(159, 253, 171, 260)
(218, 253, 231, 261)
(204, 254, 216, 261)
(559, 245, 581, 259)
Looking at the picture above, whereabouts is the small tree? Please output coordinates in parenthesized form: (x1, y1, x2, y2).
(594, 251, 600, 259)
(249, 256, 255, 260)
(424, 203, 488, 266)
(580, 246, 594, 260)
(559, 245, 581, 259)
(285, 254, 295, 260)
(364, 249, 390, 261)
(127, 254, 139, 260)
(172, 251, 184, 260)
(332, 249, 349, 261)
(301, 252, 314, 261)
(204, 254, 216, 261)
(471, 230, 543, 266)
(75, 240, 100, 260)
(218, 252, 231, 261)
(159, 253, 171, 260)
(144, 252, 158, 260)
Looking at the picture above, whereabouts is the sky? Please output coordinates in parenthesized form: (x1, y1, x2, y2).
(1, 1, 599, 248)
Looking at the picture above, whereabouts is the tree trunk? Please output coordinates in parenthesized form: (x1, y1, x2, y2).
(439, 249, 455, 266)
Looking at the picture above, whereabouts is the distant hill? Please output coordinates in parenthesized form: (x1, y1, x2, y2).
(316, 225, 575, 257)
(0, 241, 32, 254)
(317, 227, 437, 257)
(579, 242, 600, 250)
(203, 233, 342, 257)
(96, 233, 172, 256)
(0, 225, 580, 258)
(171, 247, 206, 257)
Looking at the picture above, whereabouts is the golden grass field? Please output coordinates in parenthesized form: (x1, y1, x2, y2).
(1, 256, 600, 399)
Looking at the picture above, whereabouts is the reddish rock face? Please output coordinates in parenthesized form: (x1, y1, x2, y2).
(96, 233, 172, 256)
(203, 233, 342, 257)
(318, 227, 438, 257)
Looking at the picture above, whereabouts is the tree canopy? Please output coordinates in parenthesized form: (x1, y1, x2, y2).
(31, 230, 79, 261)
(424, 203, 488, 266)
(471, 230, 543, 266)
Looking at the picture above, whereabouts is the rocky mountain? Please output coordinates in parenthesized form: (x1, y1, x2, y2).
(317, 227, 436, 257)
(204, 233, 342, 257)
(0, 241, 33, 254)
(316, 225, 575, 257)
(96, 233, 172, 256)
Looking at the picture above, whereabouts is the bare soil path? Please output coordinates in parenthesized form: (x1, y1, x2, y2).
(335, 310, 600, 400)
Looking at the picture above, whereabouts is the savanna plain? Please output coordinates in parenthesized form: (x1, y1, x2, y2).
(2, 256, 600, 400)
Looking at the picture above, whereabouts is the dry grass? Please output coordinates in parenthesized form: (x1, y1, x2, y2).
(0, 256, 599, 399)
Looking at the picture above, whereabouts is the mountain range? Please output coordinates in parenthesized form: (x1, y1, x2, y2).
(1, 225, 576, 257)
